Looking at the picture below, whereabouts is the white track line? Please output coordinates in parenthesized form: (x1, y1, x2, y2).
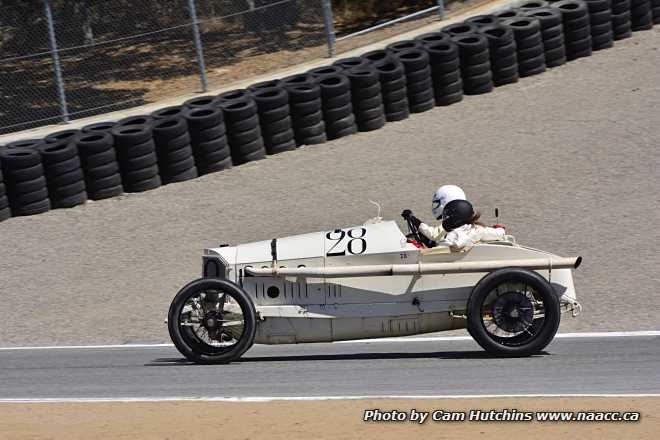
(0, 330, 658, 351)
(1, 394, 660, 404)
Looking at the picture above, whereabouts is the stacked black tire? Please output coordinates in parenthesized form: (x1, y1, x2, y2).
(373, 59, 410, 122)
(318, 74, 358, 140)
(219, 91, 266, 165)
(111, 121, 162, 193)
(251, 87, 297, 154)
(553, 0, 593, 60)
(0, 164, 10, 221)
(523, 8, 567, 67)
(452, 33, 494, 95)
(611, 0, 633, 38)
(422, 39, 465, 105)
(584, 0, 615, 50)
(345, 67, 386, 132)
(37, 140, 87, 208)
(0, 148, 51, 216)
(75, 131, 124, 200)
(152, 117, 198, 183)
(631, 0, 654, 29)
(393, 49, 435, 113)
(505, 17, 547, 76)
(653, 0, 660, 23)
(183, 106, 232, 174)
(477, 24, 520, 85)
(283, 74, 327, 146)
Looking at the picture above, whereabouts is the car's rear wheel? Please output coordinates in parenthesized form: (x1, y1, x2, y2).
(467, 268, 560, 356)
(168, 278, 256, 364)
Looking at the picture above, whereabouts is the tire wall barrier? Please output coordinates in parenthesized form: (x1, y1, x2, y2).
(317, 73, 358, 140)
(76, 132, 124, 200)
(0, 0, 654, 221)
(219, 91, 267, 165)
(284, 74, 328, 146)
(505, 17, 547, 77)
(345, 67, 387, 132)
(0, 147, 51, 216)
(111, 121, 162, 193)
(611, 0, 633, 39)
(522, 8, 567, 67)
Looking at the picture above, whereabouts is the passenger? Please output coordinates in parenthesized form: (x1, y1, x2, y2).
(441, 199, 506, 251)
(401, 185, 466, 243)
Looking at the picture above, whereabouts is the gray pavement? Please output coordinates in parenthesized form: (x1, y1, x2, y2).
(0, 335, 658, 399)
(0, 29, 658, 346)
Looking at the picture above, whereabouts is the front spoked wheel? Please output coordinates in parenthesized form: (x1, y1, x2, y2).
(467, 268, 560, 356)
(168, 278, 256, 364)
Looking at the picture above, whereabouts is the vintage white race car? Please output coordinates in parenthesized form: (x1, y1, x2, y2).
(167, 211, 582, 364)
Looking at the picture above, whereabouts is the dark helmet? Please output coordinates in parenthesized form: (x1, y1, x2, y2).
(441, 199, 475, 231)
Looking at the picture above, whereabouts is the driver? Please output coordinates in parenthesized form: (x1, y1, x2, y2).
(402, 185, 467, 243)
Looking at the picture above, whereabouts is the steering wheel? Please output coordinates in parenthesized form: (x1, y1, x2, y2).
(403, 211, 435, 248)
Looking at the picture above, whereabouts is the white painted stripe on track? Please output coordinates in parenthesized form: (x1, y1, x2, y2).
(0, 330, 658, 350)
(1, 394, 660, 404)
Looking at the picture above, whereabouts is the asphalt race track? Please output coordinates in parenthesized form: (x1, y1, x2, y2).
(1, 334, 658, 400)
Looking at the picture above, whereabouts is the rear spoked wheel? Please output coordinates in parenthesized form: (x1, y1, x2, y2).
(168, 278, 256, 364)
(467, 268, 560, 356)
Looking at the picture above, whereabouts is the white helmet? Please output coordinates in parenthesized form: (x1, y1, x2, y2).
(432, 185, 466, 220)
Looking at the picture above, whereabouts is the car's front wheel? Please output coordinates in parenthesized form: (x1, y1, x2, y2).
(467, 268, 560, 356)
(168, 278, 256, 364)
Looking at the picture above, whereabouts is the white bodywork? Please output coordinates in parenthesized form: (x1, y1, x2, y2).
(204, 220, 579, 344)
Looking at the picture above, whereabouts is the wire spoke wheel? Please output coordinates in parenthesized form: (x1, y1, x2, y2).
(467, 268, 561, 356)
(481, 282, 545, 346)
(168, 278, 256, 364)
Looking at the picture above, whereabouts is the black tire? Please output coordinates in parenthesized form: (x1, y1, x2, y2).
(434, 90, 464, 106)
(466, 14, 501, 27)
(442, 22, 480, 36)
(308, 65, 344, 78)
(590, 9, 613, 25)
(385, 108, 410, 122)
(323, 103, 353, 122)
(434, 78, 463, 95)
(293, 110, 324, 127)
(357, 115, 386, 132)
(183, 95, 222, 109)
(461, 61, 492, 76)
(494, 73, 520, 86)
(463, 79, 494, 95)
(297, 133, 327, 146)
(590, 20, 613, 34)
(467, 268, 561, 356)
(217, 89, 252, 103)
(452, 34, 489, 54)
(592, 30, 614, 48)
(354, 94, 384, 111)
(346, 68, 380, 88)
(252, 87, 288, 111)
(333, 56, 371, 70)
(554, 0, 590, 19)
(395, 49, 430, 72)
(565, 24, 592, 40)
(433, 68, 462, 85)
(44, 129, 80, 144)
(426, 41, 460, 63)
(248, 79, 284, 92)
(117, 115, 154, 128)
(82, 121, 117, 134)
(505, 17, 542, 37)
(361, 49, 391, 63)
(523, 7, 563, 27)
(322, 91, 352, 109)
(267, 138, 297, 154)
(414, 31, 451, 45)
(406, 77, 434, 94)
(152, 106, 185, 120)
(514, 31, 544, 49)
(386, 39, 425, 52)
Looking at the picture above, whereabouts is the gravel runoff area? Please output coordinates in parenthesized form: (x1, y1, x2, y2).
(0, 29, 658, 347)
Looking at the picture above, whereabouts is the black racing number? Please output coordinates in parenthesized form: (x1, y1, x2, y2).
(326, 228, 367, 257)
(347, 228, 367, 255)
(326, 229, 346, 256)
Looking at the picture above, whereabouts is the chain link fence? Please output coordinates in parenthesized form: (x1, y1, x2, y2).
(0, 0, 452, 135)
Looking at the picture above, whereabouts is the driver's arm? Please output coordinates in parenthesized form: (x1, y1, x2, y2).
(419, 222, 447, 241)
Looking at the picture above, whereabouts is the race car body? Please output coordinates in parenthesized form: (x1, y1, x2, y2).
(168, 218, 582, 364)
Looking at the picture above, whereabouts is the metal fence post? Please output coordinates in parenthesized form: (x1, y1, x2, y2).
(42, 0, 69, 124)
(187, 0, 209, 92)
(437, 0, 445, 19)
(321, 0, 336, 58)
